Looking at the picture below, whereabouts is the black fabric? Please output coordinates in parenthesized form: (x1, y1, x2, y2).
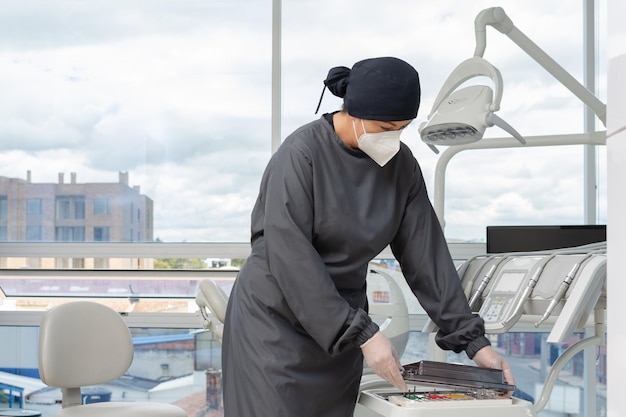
(324, 66, 351, 97)
(322, 57, 421, 121)
(322, 112, 334, 127)
(222, 117, 487, 417)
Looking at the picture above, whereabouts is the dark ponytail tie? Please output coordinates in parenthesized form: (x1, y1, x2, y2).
(315, 66, 350, 114)
(324, 66, 351, 97)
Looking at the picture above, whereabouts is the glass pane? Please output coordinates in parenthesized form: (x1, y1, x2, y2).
(0, 325, 222, 416)
(0, 196, 7, 220)
(93, 198, 109, 215)
(93, 227, 109, 242)
(26, 199, 42, 215)
(25, 226, 42, 242)
(0, 274, 236, 299)
(0, 326, 606, 417)
(0, 1, 272, 243)
(282, 0, 606, 243)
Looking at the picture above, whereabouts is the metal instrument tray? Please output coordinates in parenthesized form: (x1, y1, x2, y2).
(402, 360, 515, 393)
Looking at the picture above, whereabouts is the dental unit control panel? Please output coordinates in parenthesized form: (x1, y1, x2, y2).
(461, 245, 606, 342)
(423, 242, 606, 342)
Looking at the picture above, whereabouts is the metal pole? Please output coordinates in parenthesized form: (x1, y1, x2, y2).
(271, 0, 282, 154)
(583, 0, 599, 226)
(433, 132, 606, 229)
(583, 2, 599, 416)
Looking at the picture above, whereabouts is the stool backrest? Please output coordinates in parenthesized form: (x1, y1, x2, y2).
(38, 301, 134, 389)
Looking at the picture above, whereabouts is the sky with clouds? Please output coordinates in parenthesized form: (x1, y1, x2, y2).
(0, 0, 607, 242)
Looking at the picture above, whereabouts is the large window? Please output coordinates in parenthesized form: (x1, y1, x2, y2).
(0, 2, 606, 243)
(0, 1, 272, 243)
(0, 2, 608, 417)
(282, 0, 606, 243)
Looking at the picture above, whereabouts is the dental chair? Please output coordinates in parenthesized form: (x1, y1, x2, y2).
(38, 301, 187, 417)
(196, 279, 228, 342)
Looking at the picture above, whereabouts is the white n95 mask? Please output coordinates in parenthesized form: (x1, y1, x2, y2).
(353, 119, 402, 167)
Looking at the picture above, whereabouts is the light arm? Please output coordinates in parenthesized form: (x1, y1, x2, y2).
(473, 6, 606, 126)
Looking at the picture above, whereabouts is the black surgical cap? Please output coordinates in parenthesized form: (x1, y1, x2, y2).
(318, 57, 421, 121)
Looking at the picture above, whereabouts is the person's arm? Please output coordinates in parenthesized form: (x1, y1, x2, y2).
(261, 142, 377, 355)
(390, 160, 490, 356)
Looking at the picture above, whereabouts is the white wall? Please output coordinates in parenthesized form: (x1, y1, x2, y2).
(607, 0, 626, 415)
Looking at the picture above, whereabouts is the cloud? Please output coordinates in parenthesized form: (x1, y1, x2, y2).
(436, 144, 602, 240)
(132, 152, 266, 242)
(0, 0, 270, 51)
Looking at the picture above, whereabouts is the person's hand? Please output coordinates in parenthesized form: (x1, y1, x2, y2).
(472, 345, 516, 395)
(360, 331, 407, 391)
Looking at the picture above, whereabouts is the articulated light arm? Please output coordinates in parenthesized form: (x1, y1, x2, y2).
(473, 7, 606, 126)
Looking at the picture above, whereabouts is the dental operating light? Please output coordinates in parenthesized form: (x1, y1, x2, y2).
(419, 57, 526, 153)
(421, 6, 607, 154)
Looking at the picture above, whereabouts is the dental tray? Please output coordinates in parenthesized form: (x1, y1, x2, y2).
(402, 360, 515, 393)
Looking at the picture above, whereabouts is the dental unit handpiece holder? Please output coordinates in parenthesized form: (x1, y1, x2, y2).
(473, 7, 606, 126)
(468, 263, 497, 310)
(467, 254, 512, 309)
(534, 254, 593, 327)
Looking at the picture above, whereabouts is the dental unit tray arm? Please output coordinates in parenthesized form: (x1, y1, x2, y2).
(473, 6, 606, 126)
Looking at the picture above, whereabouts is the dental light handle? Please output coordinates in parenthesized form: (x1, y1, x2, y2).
(427, 57, 503, 121)
(468, 264, 496, 310)
(535, 262, 581, 327)
(485, 113, 526, 144)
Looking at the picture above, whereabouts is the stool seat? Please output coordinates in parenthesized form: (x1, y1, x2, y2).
(55, 402, 186, 417)
(0, 409, 42, 417)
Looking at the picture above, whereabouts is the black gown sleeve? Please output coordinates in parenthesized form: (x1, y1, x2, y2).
(260, 141, 378, 355)
(390, 161, 490, 358)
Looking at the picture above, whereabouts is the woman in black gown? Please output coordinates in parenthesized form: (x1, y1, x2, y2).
(222, 56, 515, 417)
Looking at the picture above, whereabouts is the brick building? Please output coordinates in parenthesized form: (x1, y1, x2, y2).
(0, 171, 152, 243)
(0, 171, 153, 268)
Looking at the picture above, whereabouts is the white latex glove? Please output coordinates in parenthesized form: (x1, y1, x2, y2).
(360, 331, 407, 391)
(472, 345, 516, 395)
